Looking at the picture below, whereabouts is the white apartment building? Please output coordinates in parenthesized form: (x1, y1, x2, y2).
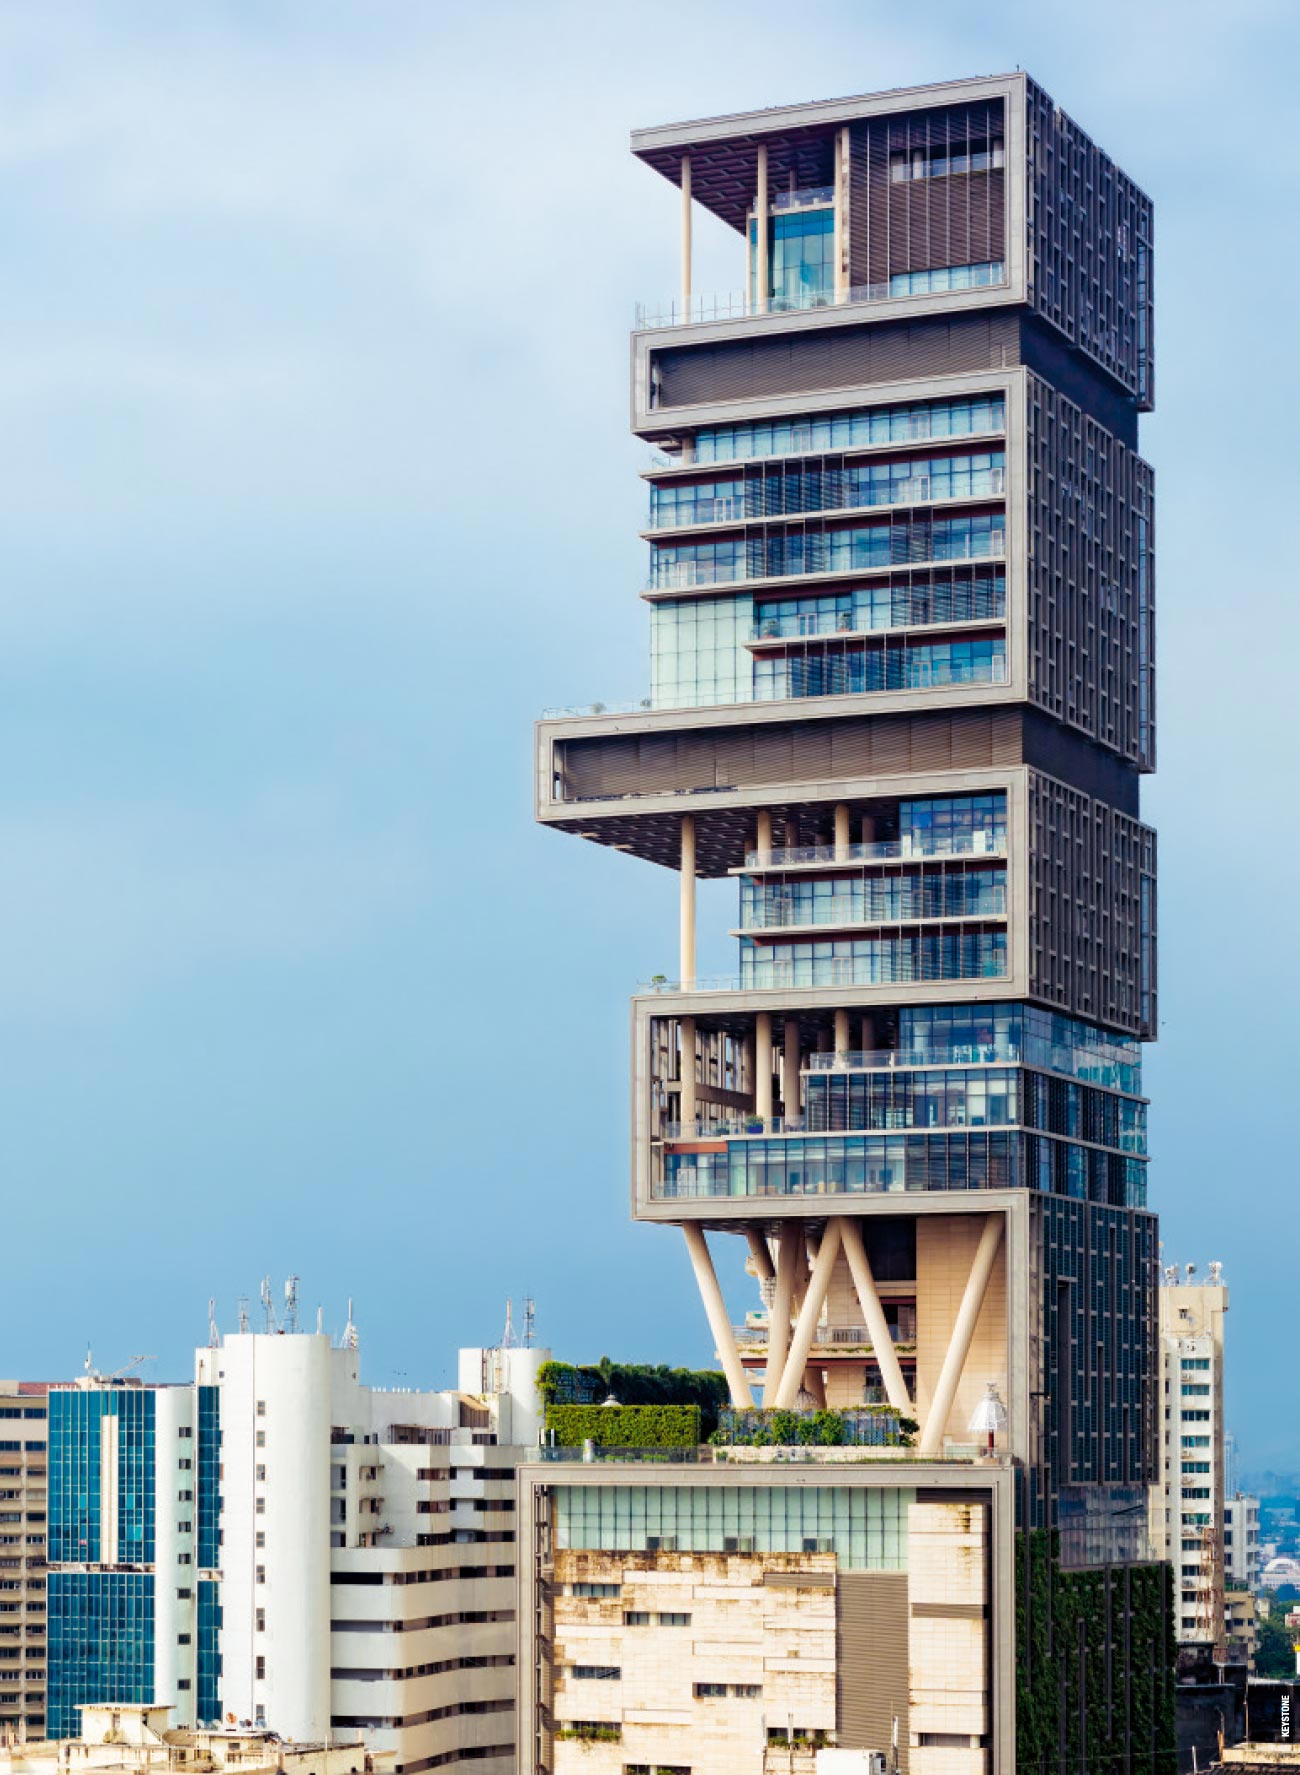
(1152, 1264, 1228, 1648)
(1225, 1493, 1261, 1591)
(200, 1322, 546, 1775)
(44, 1294, 547, 1775)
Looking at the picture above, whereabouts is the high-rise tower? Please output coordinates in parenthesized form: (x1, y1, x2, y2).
(534, 74, 1172, 1772)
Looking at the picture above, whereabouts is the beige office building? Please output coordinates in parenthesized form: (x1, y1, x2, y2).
(0, 1384, 48, 1742)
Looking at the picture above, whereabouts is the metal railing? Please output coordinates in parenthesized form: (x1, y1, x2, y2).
(635, 267, 1007, 330)
(641, 952, 1007, 994)
(748, 592, 1006, 640)
(765, 185, 835, 212)
(732, 1324, 915, 1347)
(805, 1043, 1019, 1072)
(648, 469, 1005, 531)
(663, 1116, 806, 1139)
(647, 528, 1006, 589)
(744, 832, 1005, 867)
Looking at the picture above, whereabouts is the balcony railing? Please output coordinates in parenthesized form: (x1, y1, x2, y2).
(539, 697, 652, 720)
(733, 1324, 915, 1347)
(647, 527, 1005, 590)
(739, 891, 1006, 932)
(648, 469, 1005, 531)
(642, 950, 1007, 994)
(765, 185, 835, 212)
(805, 1043, 1019, 1072)
(748, 592, 1006, 641)
(634, 266, 1007, 330)
(744, 831, 1005, 868)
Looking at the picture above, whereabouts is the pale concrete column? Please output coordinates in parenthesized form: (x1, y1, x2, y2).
(816, 1027, 832, 1054)
(803, 1367, 827, 1409)
(755, 1013, 773, 1120)
(834, 126, 850, 301)
(745, 1227, 775, 1282)
(679, 1017, 697, 1128)
(839, 1217, 912, 1411)
(763, 1225, 802, 1405)
(834, 802, 851, 860)
(683, 1224, 753, 1408)
(918, 1215, 1005, 1456)
(680, 154, 692, 315)
(756, 809, 772, 861)
(679, 814, 696, 986)
(834, 1008, 851, 1054)
(741, 1031, 755, 1104)
(782, 1016, 801, 1121)
(755, 144, 769, 314)
(774, 1220, 843, 1408)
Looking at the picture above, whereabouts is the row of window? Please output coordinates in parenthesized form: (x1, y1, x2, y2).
(651, 512, 1006, 588)
(691, 395, 1006, 463)
(739, 868, 1007, 929)
(751, 569, 1006, 638)
(738, 929, 1008, 989)
(650, 450, 1005, 527)
(890, 140, 1005, 181)
(752, 636, 1007, 702)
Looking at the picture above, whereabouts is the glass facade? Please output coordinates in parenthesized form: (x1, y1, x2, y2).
(49, 1389, 156, 1566)
(739, 868, 1007, 928)
(752, 635, 1006, 701)
(889, 260, 1005, 295)
(196, 1386, 220, 1572)
(650, 450, 1005, 527)
(555, 1482, 913, 1571)
(739, 929, 1007, 988)
(658, 1130, 1143, 1206)
(650, 511, 1006, 588)
(750, 209, 835, 310)
(751, 569, 1006, 637)
(197, 1579, 221, 1724)
(650, 593, 753, 710)
(693, 394, 1005, 464)
(46, 1572, 155, 1738)
(896, 1003, 1143, 1095)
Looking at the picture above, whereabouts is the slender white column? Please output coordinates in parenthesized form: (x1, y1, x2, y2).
(755, 145, 769, 314)
(834, 126, 850, 301)
(680, 154, 692, 315)
(755, 1012, 773, 1119)
(834, 802, 850, 859)
(679, 1017, 697, 1127)
(679, 814, 696, 986)
(745, 1227, 775, 1282)
(918, 1215, 1004, 1456)
(763, 1225, 802, 1405)
(839, 1217, 912, 1412)
(756, 808, 772, 861)
(783, 1016, 801, 1120)
(683, 1224, 753, 1407)
(834, 1008, 851, 1054)
(773, 1221, 842, 1408)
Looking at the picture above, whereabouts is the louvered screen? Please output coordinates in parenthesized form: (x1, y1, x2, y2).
(837, 1571, 909, 1768)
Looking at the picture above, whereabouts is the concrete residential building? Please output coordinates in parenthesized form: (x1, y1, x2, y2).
(0, 1384, 49, 1741)
(1227, 1494, 1262, 1591)
(0, 1704, 383, 1775)
(45, 1305, 547, 1775)
(1152, 1264, 1229, 1650)
(533, 72, 1169, 1775)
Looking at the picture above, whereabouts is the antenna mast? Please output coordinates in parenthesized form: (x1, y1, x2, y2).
(523, 1297, 536, 1349)
(284, 1276, 300, 1334)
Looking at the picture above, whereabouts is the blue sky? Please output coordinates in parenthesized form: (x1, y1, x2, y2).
(0, 0, 1295, 1469)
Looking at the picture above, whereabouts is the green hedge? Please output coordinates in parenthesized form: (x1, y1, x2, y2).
(1015, 1529, 1176, 1775)
(713, 1405, 918, 1448)
(544, 1403, 701, 1448)
(537, 1360, 729, 1434)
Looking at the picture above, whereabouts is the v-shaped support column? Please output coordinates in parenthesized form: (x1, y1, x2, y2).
(838, 1217, 912, 1414)
(772, 1220, 842, 1408)
(763, 1226, 802, 1405)
(682, 1223, 753, 1408)
(917, 1214, 1004, 1457)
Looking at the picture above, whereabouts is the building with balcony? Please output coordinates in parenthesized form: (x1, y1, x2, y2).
(43, 1300, 547, 1775)
(0, 1382, 49, 1741)
(533, 71, 1170, 1775)
(1152, 1264, 1233, 1656)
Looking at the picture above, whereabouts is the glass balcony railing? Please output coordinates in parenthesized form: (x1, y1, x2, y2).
(648, 526, 1005, 590)
(740, 889, 1007, 932)
(805, 1043, 1018, 1072)
(641, 948, 1007, 995)
(648, 469, 1005, 531)
(748, 588, 1005, 641)
(743, 831, 1006, 868)
(763, 185, 836, 213)
(635, 264, 1007, 330)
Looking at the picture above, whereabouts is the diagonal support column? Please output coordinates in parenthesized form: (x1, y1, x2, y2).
(838, 1216, 912, 1413)
(682, 1224, 753, 1408)
(917, 1214, 1004, 1457)
(745, 1228, 775, 1282)
(763, 1226, 802, 1405)
(773, 1220, 842, 1408)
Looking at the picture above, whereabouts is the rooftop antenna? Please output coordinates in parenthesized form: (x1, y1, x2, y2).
(1209, 1261, 1223, 1285)
(1185, 1262, 1197, 1283)
(260, 1276, 276, 1334)
(84, 1346, 93, 1378)
(501, 1298, 517, 1349)
(284, 1276, 300, 1334)
(237, 1295, 250, 1335)
(342, 1299, 358, 1351)
(207, 1299, 219, 1349)
(522, 1297, 536, 1349)
(316, 1306, 323, 1335)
